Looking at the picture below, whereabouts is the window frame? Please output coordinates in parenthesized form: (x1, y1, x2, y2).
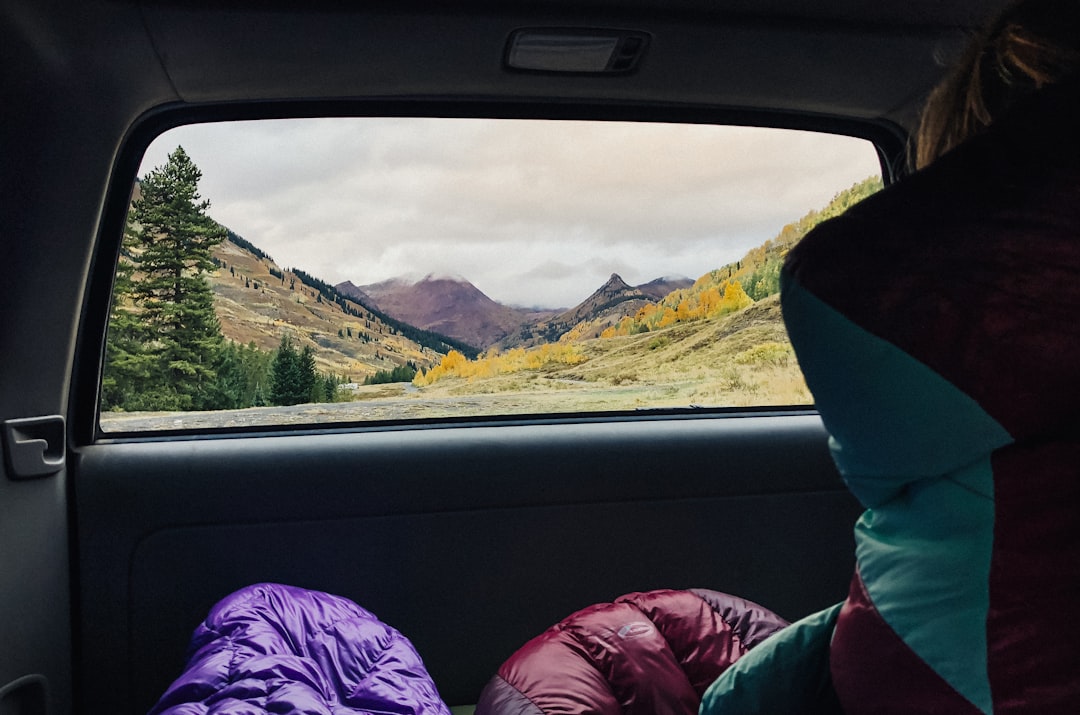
(72, 99, 904, 446)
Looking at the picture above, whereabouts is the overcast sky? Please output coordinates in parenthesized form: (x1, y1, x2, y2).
(140, 118, 879, 309)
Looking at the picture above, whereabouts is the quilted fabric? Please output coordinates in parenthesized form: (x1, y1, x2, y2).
(474, 588, 788, 715)
(700, 603, 842, 715)
(780, 77, 1080, 714)
(148, 583, 451, 715)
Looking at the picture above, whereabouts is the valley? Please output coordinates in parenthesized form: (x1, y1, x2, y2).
(100, 172, 881, 429)
(101, 296, 807, 431)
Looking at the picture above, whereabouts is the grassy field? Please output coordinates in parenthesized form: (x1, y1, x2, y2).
(413, 296, 808, 409)
(101, 295, 810, 432)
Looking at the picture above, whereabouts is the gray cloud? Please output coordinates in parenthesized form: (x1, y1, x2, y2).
(140, 119, 879, 307)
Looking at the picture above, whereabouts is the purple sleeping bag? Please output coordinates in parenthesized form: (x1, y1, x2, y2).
(148, 583, 451, 715)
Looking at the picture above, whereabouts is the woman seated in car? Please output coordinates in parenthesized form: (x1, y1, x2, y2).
(703, 0, 1080, 712)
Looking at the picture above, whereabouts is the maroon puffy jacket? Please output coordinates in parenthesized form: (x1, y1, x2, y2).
(476, 588, 788, 715)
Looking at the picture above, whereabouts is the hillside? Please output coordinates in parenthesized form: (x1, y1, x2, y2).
(691, 175, 883, 303)
(566, 295, 794, 387)
(132, 173, 463, 382)
(336, 273, 696, 353)
(106, 174, 882, 426)
(497, 273, 653, 349)
(210, 238, 454, 380)
(211, 176, 881, 389)
(341, 275, 548, 349)
(552, 274, 650, 329)
(593, 175, 884, 339)
(564, 294, 804, 406)
(410, 294, 808, 410)
(410, 175, 884, 410)
(636, 276, 694, 300)
(491, 177, 881, 354)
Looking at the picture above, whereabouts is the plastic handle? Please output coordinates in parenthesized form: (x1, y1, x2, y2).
(2, 415, 66, 480)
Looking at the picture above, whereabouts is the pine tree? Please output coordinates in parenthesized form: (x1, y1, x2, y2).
(101, 214, 154, 410)
(203, 340, 246, 410)
(241, 341, 274, 407)
(104, 147, 227, 410)
(323, 374, 339, 402)
(126, 146, 226, 410)
(299, 344, 320, 403)
(270, 334, 305, 406)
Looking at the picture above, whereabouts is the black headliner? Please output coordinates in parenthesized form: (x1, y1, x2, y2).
(5, 0, 1013, 133)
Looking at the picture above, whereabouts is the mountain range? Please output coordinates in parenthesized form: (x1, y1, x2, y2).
(336, 276, 552, 350)
(209, 230, 693, 382)
(207, 238, 473, 380)
(207, 174, 880, 381)
(336, 274, 692, 351)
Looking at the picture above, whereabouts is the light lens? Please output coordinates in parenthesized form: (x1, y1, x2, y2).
(507, 32, 620, 72)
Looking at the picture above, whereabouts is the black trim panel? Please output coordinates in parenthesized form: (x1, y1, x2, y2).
(75, 414, 860, 711)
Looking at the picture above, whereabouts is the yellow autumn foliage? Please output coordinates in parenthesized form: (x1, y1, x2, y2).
(598, 279, 754, 338)
(414, 343, 588, 386)
(558, 321, 592, 343)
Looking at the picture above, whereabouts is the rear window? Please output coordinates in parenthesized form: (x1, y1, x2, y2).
(100, 118, 881, 433)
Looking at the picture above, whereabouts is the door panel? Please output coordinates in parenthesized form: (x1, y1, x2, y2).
(0, 471, 70, 715)
(74, 413, 860, 713)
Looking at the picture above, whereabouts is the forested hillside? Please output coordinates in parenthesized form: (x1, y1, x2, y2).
(102, 149, 881, 423)
(102, 147, 463, 414)
(408, 176, 882, 395)
(593, 175, 883, 338)
(209, 238, 476, 373)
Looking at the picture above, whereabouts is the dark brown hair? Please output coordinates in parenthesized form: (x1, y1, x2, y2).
(913, 0, 1080, 170)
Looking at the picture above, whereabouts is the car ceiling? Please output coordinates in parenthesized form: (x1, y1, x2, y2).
(5, 0, 1012, 136)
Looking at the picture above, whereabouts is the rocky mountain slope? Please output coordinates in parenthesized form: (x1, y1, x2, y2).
(338, 275, 551, 349)
(209, 239, 457, 380)
(340, 272, 692, 351)
(636, 276, 694, 300)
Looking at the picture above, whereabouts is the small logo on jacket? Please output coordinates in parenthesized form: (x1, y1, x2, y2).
(617, 622, 655, 639)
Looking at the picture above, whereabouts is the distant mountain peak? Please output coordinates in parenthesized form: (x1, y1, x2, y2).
(602, 273, 632, 290)
(641, 274, 691, 285)
(335, 280, 374, 306)
(419, 271, 470, 284)
(549, 273, 649, 328)
(345, 273, 537, 349)
(636, 275, 694, 300)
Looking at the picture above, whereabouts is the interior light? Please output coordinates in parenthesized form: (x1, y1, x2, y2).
(505, 29, 649, 74)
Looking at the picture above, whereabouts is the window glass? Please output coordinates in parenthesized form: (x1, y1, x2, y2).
(100, 118, 880, 432)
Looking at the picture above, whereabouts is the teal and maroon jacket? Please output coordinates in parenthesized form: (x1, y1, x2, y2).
(705, 78, 1080, 714)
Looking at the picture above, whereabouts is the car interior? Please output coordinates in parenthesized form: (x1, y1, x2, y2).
(1, 1, 1016, 713)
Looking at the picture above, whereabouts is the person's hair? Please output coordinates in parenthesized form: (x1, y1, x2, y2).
(912, 0, 1080, 170)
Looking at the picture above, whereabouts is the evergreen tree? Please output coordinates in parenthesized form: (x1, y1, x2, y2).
(270, 334, 305, 406)
(239, 341, 274, 407)
(105, 146, 226, 410)
(101, 216, 154, 410)
(269, 338, 322, 405)
(203, 340, 245, 410)
(363, 363, 418, 385)
(299, 344, 321, 403)
(323, 374, 340, 402)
